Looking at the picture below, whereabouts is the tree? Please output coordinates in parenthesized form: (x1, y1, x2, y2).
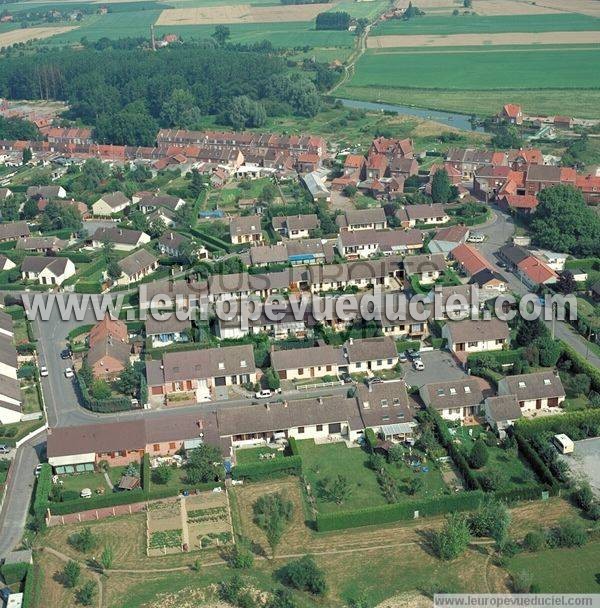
(116, 364, 141, 396)
(491, 125, 523, 149)
(62, 560, 81, 588)
(161, 88, 201, 128)
(22, 147, 32, 165)
(253, 492, 294, 557)
(91, 379, 112, 400)
(516, 318, 547, 347)
(557, 270, 577, 294)
(354, 18, 369, 36)
(431, 514, 471, 560)
(21, 197, 38, 220)
(404, 1, 425, 19)
(79, 360, 93, 386)
(261, 182, 277, 204)
(100, 545, 114, 570)
(431, 168, 452, 204)
(266, 588, 298, 608)
(264, 367, 280, 391)
(278, 555, 326, 595)
(212, 25, 230, 45)
(68, 527, 98, 553)
(468, 438, 489, 469)
(317, 475, 352, 505)
(468, 498, 511, 545)
(534, 336, 562, 367)
(76, 581, 96, 606)
(342, 185, 357, 198)
(151, 463, 173, 485)
(225, 95, 266, 130)
(184, 444, 224, 484)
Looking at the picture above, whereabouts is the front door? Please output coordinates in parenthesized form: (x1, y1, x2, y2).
(536, 399, 542, 410)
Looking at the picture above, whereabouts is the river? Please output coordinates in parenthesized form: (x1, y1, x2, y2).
(336, 98, 484, 132)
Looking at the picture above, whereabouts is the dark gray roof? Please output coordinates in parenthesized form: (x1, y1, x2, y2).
(272, 214, 319, 232)
(0, 310, 14, 334)
(344, 336, 397, 363)
(96, 191, 130, 209)
(0, 221, 30, 241)
(485, 395, 521, 422)
(0, 334, 17, 370)
(21, 256, 70, 276)
(229, 215, 262, 238)
(499, 244, 529, 267)
(445, 318, 510, 343)
(501, 371, 565, 401)
(145, 315, 191, 336)
(356, 380, 413, 427)
(421, 377, 484, 410)
(16, 236, 67, 251)
(92, 227, 147, 246)
(0, 372, 22, 405)
(87, 336, 131, 367)
(249, 244, 288, 265)
(469, 268, 508, 287)
(272, 344, 342, 371)
(403, 253, 446, 276)
(118, 249, 158, 278)
(337, 207, 386, 228)
(158, 231, 188, 250)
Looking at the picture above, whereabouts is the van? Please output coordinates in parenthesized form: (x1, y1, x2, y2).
(553, 434, 574, 454)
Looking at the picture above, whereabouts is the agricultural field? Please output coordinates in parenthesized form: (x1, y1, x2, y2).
(0, 25, 77, 45)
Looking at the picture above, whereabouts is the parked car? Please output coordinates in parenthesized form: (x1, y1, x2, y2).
(34, 464, 42, 477)
(64, 367, 74, 379)
(398, 352, 408, 363)
(60, 348, 72, 360)
(340, 372, 353, 384)
(40, 366, 48, 377)
(497, 260, 507, 269)
(366, 376, 383, 386)
(467, 233, 485, 243)
(413, 359, 425, 371)
(255, 389, 273, 399)
(406, 349, 421, 362)
(0, 445, 9, 454)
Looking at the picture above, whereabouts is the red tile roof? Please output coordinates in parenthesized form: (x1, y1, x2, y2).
(503, 103, 522, 118)
(450, 243, 492, 276)
(344, 154, 365, 169)
(576, 174, 600, 192)
(502, 194, 538, 210)
(517, 256, 557, 285)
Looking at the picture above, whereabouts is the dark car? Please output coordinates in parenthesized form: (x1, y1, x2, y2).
(366, 376, 383, 386)
(497, 260, 507, 269)
(340, 372, 353, 384)
(406, 349, 421, 362)
(60, 348, 72, 360)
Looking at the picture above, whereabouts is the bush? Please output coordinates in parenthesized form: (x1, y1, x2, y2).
(431, 513, 471, 560)
(278, 555, 326, 595)
(68, 527, 98, 553)
(523, 530, 546, 552)
(468, 439, 489, 469)
(512, 570, 532, 593)
(468, 497, 511, 545)
(287, 436, 299, 456)
(364, 427, 377, 452)
(226, 544, 254, 569)
(61, 561, 80, 588)
(76, 581, 96, 606)
(151, 463, 173, 485)
(549, 519, 588, 548)
(572, 482, 594, 511)
(1, 562, 29, 585)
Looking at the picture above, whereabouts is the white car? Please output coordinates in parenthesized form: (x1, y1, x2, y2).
(413, 359, 425, 371)
(467, 233, 485, 243)
(39, 366, 48, 377)
(255, 389, 273, 399)
(34, 464, 43, 477)
(64, 367, 74, 379)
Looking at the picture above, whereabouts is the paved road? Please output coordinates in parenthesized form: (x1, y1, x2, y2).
(0, 433, 44, 558)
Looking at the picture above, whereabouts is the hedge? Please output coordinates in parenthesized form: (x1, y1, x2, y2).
(48, 488, 146, 515)
(1, 562, 29, 585)
(190, 228, 232, 253)
(33, 463, 52, 519)
(560, 342, 600, 393)
(514, 432, 560, 491)
(467, 348, 524, 367)
(395, 339, 421, 353)
(146, 481, 223, 501)
(231, 455, 302, 481)
(76, 373, 131, 413)
(288, 436, 299, 456)
(23, 562, 43, 608)
(516, 408, 600, 440)
(67, 324, 93, 342)
(364, 428, 377, 452)
(142, 453, 150, 495)
(56, 251, 93, 263)
(74, 282, 103, 294)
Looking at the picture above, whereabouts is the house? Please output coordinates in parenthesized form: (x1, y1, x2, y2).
(146, 344, 257, 404)
(229, 215, 263, 245)
(218, 395, 364, 450)
(428, 225, 469, 256)
(376, 293, 429, 340)
(450, 243, 492, 277)
(529, 249, 567, 272)
(296, 152, 321, 173)
(336, 207, 387, 231)
(0, 254, 15, 271)
(507, 148, 543, 170)
(272, 344, 341, 381)
(553, 115, 573, 129)
(208, 270, 293, 302)
(302, 171, 330, 202)
(424, 284, 479, 319)
(0, 311, 14, 340)
(484, 395, 521, 437)
(403, 253, 446, 285)
(497, 193, 539, 215)
(389, 157, 418, 180)
(524, 165, 576, 196)
(89, 317, 128, 349)
(158, 232, 209, 259)
(116, 250, 159, 285)
(92, 191, 131, 217)
(249, 243, 289, 266)
(272, 214, 320, 239)
(16, 236, 67, 254)
(138, 194, 186, 215)
(446, 148, 507, 180)
(355, 380, 415, 440)
(0, 334, 17, 380)
(396, 204, 450, 228)
(139, 278, 208, 310)
(576, 174, 600, 205)
(499, 103, 523, 125)
(419, 378, 485, 421)
(20, 256, 76, 286)
(442, 318, 510, 357)
(498, 371, 566, 414)
(87, 335, 131, 380)
(26, 185, 66, 200)
(516, 255, 558, 288)
(91, 227, 151, 252)
(145, 316, 191, 348)
(336, 228, 423, 259)
(473, 166, 513, 200)
(340, 336, 398, 374)
(369, 136, 413, 159)
(0, 221, 30, 243)
(286, 239, 335, 266)
(366, 154, 388, 180)
(0, 371, 22, 424)
(498, 244, 530, 270)
(469, 268, 508, 296)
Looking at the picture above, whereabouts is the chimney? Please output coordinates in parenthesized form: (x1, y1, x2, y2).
(317, 397, 323, 405)
(283, 401, 288, 408)
(265, 403, 270, 411)
(348, 337, 353, 345)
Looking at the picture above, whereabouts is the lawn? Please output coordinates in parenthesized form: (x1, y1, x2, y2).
(509, 541, 600, 593)
(373, 13, 600, 36)
(234, 445, 283, 465)
(60, 471, 111, 495)
(21, 383, 42, 414)
(148, 465, 193, 497)
(297, 439, 448, 514)
(203, 177, 273, 212)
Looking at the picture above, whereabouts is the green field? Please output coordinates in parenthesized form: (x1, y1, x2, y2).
(372, 13, 600, 36)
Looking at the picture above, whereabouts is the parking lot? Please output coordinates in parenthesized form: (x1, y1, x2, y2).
(399, 349, 467, 388)
(559, 437, 600, 497)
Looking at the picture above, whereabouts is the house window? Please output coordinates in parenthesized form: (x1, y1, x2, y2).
(153, 444, 160, 452)
(120, 451, 127, 457)
(387, 358, 393, 365)
(382, 415, 390, 421)
(316, 424, 323, 432)
(363, 400, 370, 409)
(326, 365, 332, 371)
(468, 341, 478, 348)
(380, 399, 388, 408)
(376, 359, 382, 366)
(298, 427, 305, 434)
(169, 442, 176, 449)
(495, 339, 504, 345)
(355, 362, 362, 369)
(297, 368, 304, 375)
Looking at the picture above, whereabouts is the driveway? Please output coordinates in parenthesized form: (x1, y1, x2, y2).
(399, 349, 466, 389)
(559, 437, 600, 497)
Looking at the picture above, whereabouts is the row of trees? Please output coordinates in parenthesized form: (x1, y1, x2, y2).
(315, 11, 351, 30)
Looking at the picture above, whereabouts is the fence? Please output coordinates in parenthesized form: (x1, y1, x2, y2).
(296, 380, 343, 391)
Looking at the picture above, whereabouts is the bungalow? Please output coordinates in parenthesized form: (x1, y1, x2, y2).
(0, 335, 18, 379)
(450, 243, 492, 277)
(336, 207, 387, 231)
(469, 268, 508, 296)
(229, 215, 264, 245)
(0, 221, 30, 243)
(403, 253, 446, 285)
(20, 256, 76, 286)
(272, 344, 341, 381)
(272, 214, 320, 239)
(26, 185, 66, 200)
(157, 231, 189, 257)
(424, 284, 479, 319)
(516, 256, 558, 288)
(116, 250, 159, 285)
(146, 344, 257, 403)
(145, 315, 191, 348)
(396, 204, 450, 229)
(286, 239, 335, 266)
(139, 278, 208, 310)
(208, 270, 293, 302)
(498, 371, 566, 414)
(249, 243, 289, 266)
(419, 377, 485, 421)
(16, 236, 67, 254)
(340, 336, 398, 374)
(336, 228, 423, 259)
(92, 191, 131, 217)
(91, 227, 151, 252)
(428, 225, 469, 256)
(442, 318, 510, 356)
(138, 194, 186, 215)
(484, 395, 521, 437)
(87, 336, 131, 380)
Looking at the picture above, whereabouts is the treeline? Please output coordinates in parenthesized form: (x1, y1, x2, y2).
(0, 43, 331, 145)
(316, 11, 350, 30)
(281, 0, 330, 4)
(0, 115, 40, 141)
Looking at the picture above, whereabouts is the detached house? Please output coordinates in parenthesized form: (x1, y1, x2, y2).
(442, 318, 510, 357)
(87, 317, 130, 379)
(229, 215, 263, 245)
(16, 236, 67, 254)
(428, 225, 469, 256)
(396, 204, 450, 228)
(498, 371, 565, 414)
(420, 377, 485, 422)
(336, 208, 387, 232)
(116, 249, 159, 285)
(21, 256, 75, 286)
(26, 185, 66, 200)
(450, 243, 493, 277)
(92, 191, 131, 217)
(272, 214, 320, 239)
(138, 194, 186, 215)
(91, 227, 151, 252)
(499, 103, 523, 125)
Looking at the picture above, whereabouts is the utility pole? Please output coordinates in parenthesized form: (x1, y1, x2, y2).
(150, 24, 156, 51)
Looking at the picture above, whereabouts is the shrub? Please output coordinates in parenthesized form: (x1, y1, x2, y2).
(431, 513, 471, 560)
(287, 436, 299, 456)
(468, 439, 489, 469)
(549, 519, 588, 548)
(278, 555, 326, 595)
(572, 482, 594, 511)
(61, 561, 80, 588)
(512, 570, 532, 593)
(226, 544, 254, 569)
(523, 530, 546, 552)
(68, 527, 98, 553)
(468, 497, 511, 545)
(76, 581, 96, 606)
(364, 427, 377, 451)
(1, 562, 29, 585)
(151, 463, 173, 485)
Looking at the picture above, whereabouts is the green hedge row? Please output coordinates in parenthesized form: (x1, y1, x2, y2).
(1, 561, 29, 585)
(365, 428, 377, 451)
(232, 455, 302, 481)
(560, 342, 600, 392)
(76, 373, 131, 413)
(33, 463, 52, 520)
(146, 481, 222, 501)
(23, 562, 43, 608)
(48, 488, 146, 515)
(516, 408, 600, 440)
(67, 324, 93, 342)
(190, 228, 232, 253)
(514, 432, 560, 491)
(288, 436, 299, 456)
(74, 282, 103, 294)
(467, 348, 524, 367)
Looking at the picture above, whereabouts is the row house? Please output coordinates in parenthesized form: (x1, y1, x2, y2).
(446, 148, 507, 180)
(208, 269, 295, 302)
(450, 243, 493, 277)
(331, 154, 365, 190)
(403, 253, 446, 285)
(498, 371, 565, 414)
(336, 228, 423, 259)
(420, 377, 485, 422)
(43, 127, 94, 146)
(524, 165, 576, 196)
(423, 284, 480, 319)
(369, 136, 414, 159)
(340, 336, 399, 374)
(576, 174, 600, 205)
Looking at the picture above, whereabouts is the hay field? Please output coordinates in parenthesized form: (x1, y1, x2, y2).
(527, 0, 600, 17)
(156, 2, 336, 25)
(368, 30, 600, 47)
(0, 25, 76, 45)
(471, 0, 562, 15)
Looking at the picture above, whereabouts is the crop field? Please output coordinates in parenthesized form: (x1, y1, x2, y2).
(470, 0, 563, 16)
(0, 25, 77, 45)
